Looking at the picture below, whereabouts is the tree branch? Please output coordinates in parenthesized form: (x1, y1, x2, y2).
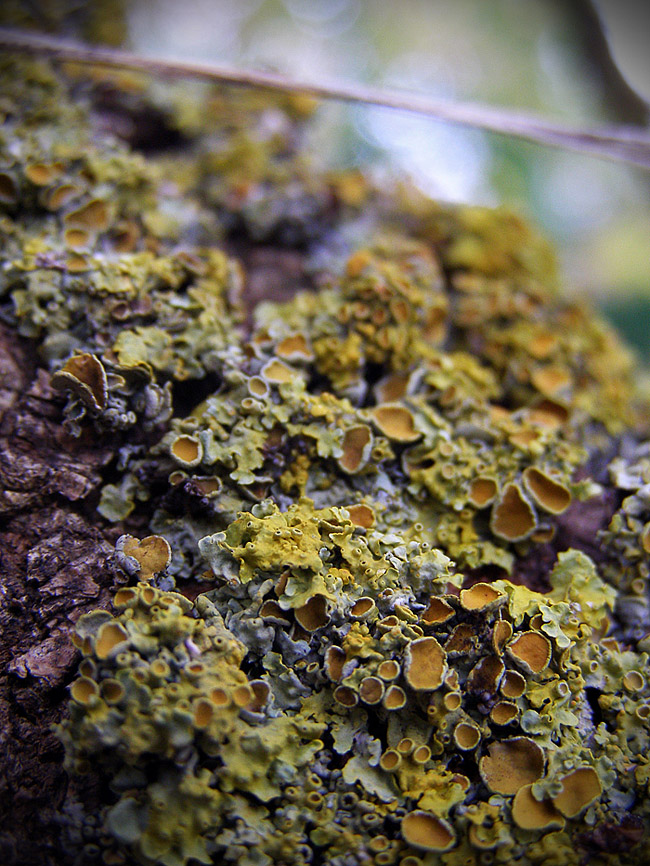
(1, 26, 650, 171)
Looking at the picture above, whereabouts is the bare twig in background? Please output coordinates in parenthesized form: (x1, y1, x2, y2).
(1, 26, 650, 171)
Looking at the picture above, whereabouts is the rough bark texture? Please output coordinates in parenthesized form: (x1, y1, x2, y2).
(0, 322, 115, 865)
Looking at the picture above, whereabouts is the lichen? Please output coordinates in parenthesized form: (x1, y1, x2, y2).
(57, 520, 650, 865)
(4, 50, 650, 866)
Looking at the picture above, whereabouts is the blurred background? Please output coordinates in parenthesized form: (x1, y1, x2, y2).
(5, 0, 650, 360)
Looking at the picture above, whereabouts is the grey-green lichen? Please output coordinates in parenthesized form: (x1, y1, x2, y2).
(3, 51, 650, 866)
(600, 442, 650, 637)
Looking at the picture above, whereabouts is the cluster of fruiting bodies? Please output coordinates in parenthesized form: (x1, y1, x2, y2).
(2, 54, 650, 866)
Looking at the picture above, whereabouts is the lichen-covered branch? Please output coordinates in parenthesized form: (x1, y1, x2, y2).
(1, 50, 650, 866)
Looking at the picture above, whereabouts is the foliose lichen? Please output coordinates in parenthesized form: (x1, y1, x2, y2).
(57, 519, 650, 866)
(3, 51, 650, 866)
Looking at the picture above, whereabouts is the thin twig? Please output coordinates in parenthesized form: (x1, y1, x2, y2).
(2, 26, 650, 170)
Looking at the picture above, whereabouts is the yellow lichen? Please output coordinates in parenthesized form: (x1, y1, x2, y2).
(350, 597, 375, 617)
(121, 535, 172, 579)
(25, 55, 650, 866)
(170, 435, 203, 467)
(359, 676, 384, 704)
(404, 637, 447, 691)
(468, 476, 498, 508)
(401, 811, 456, 853)
(64, 198, 110, 232)
(421, 596, 455, 625)
(377, 660, 400, 681)
(52, 352, 108, 411)
(339, 425, 373, 473)
(275, 333, 313, 361)
(460, 583, 506, 612)
(522, 467, 572, 514)
(383, 685, 407, 710)
(100, 679, 125, 705)
(492, 620, 513, 653)
(507, 631, 552, 674)
(295, 594, 329, 631)
(552, 767, 602, 818)
(454, 722, 481, 751)
(512, 784, 564, 831)
(371, 404, 421, 443)
(70, 677, 99, 705)
(324, 646, 346, 681)
(345, 503, 375, 528)
(261, 358, 296, 384)
(490, 483, 537, 542)
(490, 701, 518, 725)
(94, 622, 129, 660)
(479, 737, 544, 795)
